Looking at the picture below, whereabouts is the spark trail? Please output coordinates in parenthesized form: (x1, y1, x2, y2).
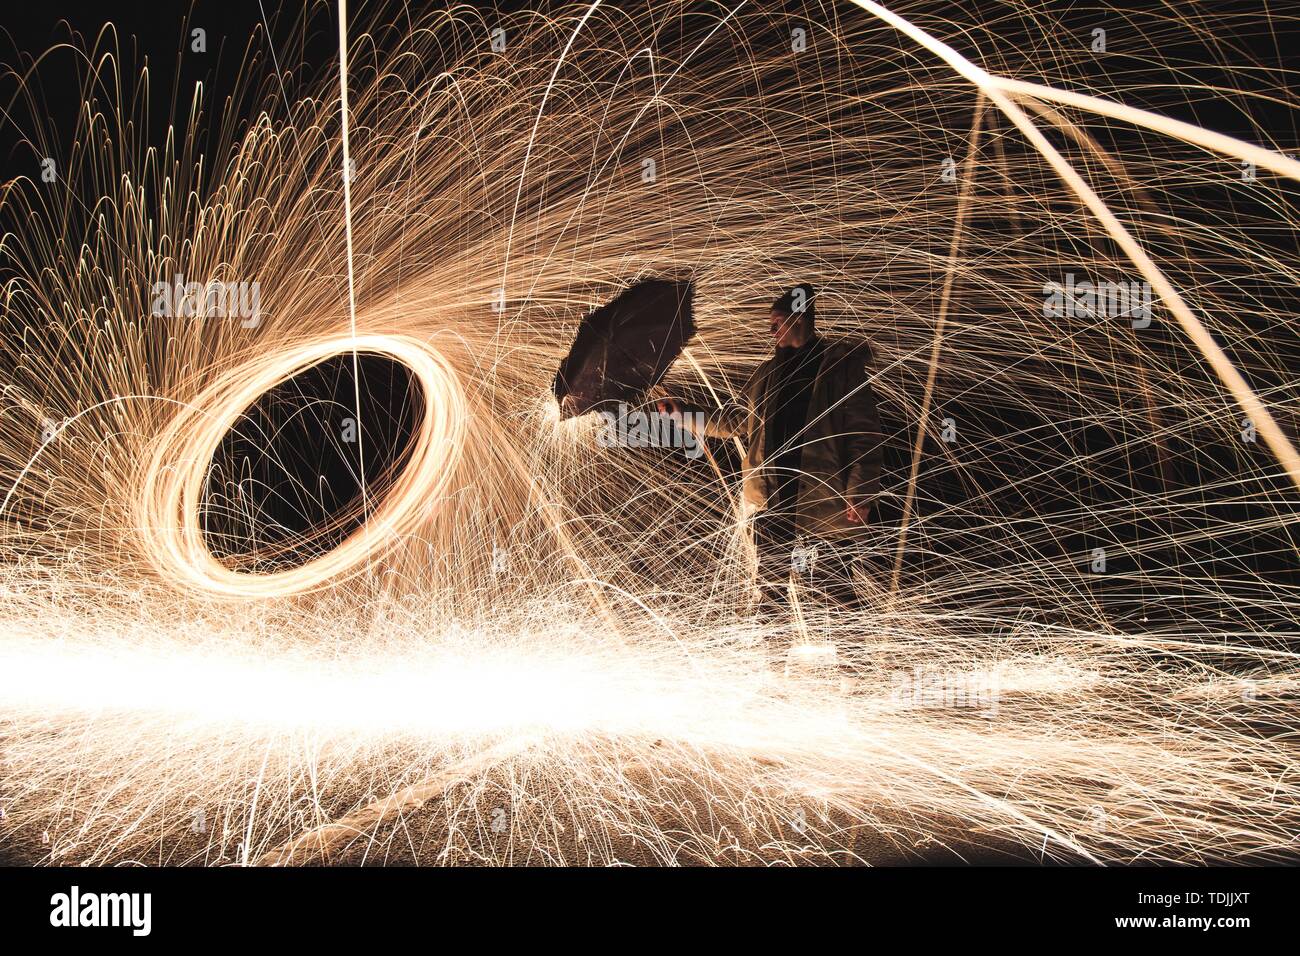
(0, 1, 1297, 864)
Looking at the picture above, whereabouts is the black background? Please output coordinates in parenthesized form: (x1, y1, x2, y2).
(0, 864, 1288, 941)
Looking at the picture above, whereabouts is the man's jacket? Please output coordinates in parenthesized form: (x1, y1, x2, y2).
(695, 337, 883, 539)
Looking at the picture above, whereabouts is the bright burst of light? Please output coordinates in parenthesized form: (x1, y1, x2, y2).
(2, 579, 1297, 865)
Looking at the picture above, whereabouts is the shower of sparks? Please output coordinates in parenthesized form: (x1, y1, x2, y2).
(0, 0, 1298, 864)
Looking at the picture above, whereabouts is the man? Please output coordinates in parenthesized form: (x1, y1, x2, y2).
(659, 283, 883, 617)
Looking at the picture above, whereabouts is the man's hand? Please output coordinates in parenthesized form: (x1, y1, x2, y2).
(844, 500, 869, 525)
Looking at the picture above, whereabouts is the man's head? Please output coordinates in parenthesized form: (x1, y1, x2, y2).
(768, 282, 816, 348)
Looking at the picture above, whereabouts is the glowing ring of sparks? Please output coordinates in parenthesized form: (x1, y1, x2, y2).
(136, 334, 466, 598)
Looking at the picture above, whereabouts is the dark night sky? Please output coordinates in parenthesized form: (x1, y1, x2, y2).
(0, 2, 325, 183)
(1, 0, 1297, 178)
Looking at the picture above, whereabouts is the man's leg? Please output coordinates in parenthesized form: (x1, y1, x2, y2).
(752, 512, 796, 620)
(807, 537, 863, 612)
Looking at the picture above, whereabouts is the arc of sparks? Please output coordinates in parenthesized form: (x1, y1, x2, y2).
(851, 0, 1300, 493)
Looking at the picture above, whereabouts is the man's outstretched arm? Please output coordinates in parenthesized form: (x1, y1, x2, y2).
(656, 385, 755, 440)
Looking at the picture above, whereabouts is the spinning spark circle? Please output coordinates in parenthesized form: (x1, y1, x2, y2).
(135, 334, 466, 598)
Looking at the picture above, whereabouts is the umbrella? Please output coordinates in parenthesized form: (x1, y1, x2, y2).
(553, 278, 696, 418)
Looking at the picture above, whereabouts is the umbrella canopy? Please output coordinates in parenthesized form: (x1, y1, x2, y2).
(553, 278, 696, 418)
